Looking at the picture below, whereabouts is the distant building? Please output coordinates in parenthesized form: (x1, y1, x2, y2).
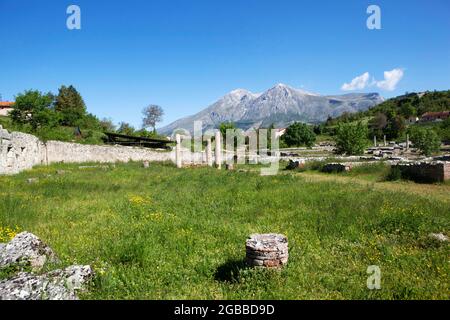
(420, 111, 450, 122)
(0, 102, 14, 116)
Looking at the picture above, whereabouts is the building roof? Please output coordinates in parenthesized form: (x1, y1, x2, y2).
(421, 111, 450, 118)
(0, 102, 14, 108)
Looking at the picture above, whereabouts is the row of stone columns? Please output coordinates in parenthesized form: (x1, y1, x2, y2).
(373, 134, 410, 150)
(175, 132, 223, 169)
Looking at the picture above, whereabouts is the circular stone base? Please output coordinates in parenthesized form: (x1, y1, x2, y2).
(245, 233, 288, 268)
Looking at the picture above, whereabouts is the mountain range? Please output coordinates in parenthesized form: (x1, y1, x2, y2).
(158, 84, 384, 134)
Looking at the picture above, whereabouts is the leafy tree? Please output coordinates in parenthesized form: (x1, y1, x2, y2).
(75, 113, 102, 130)
(369, 112, 387, 138)
(439, 117, 450, 141)
(282, 122, 316, 148)
(99, 118, 116, 132)
(385, 114, 405, 139)
(55, 85, 87, 126)
(442, 117, 450, 129)
(10, 90, 56, 130)
(117, 122, 135, 135)
(335, 121, 369, 155)
(409, 127, 441, 156)
(399, 102, 416, 118)
(219, 122, 236, 138)
(142, 105, 164, 133)
(313, 124, 324, 135)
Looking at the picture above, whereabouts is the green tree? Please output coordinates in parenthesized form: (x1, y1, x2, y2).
(55, 85, 87, 126)
(75, 113, 102, 130)
(99, 118, 116, 132)
(10, 90, 56, 130)
(335, 121, 369, 155)
(442, 117, 450, 129)
(385, 114, 405, 139)
(282, 122, 316, 148)
(409, 127, 441, 156)
(313, 124, 324, 135)
(439, 117, 450, 141)
(399, 102, 416, 118)
(117, 122, 135, 135)
(219, 122, 236, 138)
(369, 112, 387, 138)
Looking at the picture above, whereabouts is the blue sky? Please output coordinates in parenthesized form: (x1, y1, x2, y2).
(1, 0, 449, 128)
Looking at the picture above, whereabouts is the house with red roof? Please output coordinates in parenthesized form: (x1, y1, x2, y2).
(420, 111, 450, 122)
(0, 102, 14, 116)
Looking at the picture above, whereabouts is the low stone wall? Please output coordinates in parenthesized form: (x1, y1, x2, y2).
(0, 128, 46, 175)
(0, 127, 175, 175)
(45, 141, 172, 164)
(395, 161, 450, 183)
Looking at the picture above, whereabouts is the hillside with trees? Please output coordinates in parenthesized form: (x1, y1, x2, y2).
(0, 86, 167, 144)
(324, 90, 450, 147)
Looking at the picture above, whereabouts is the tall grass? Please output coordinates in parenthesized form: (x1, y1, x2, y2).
(0, 162, 448, 299)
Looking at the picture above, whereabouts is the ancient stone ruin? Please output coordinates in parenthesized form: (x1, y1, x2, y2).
(286, 159, 305, 170)
(246, 234, 289, 268)
(394, 161, 450, 183)
(0, 126, 171, 175)
(0, 232, 59, 271)
(0, 232, 94, 300)
(321, 163, 351, 173)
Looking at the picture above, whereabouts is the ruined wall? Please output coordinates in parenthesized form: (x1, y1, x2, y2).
(0, 128, 46, 174)
(45, 141, 172, 164)
(444, 162, 450, 181)
(0, 126, 176, 175)
(396, 162, 450, 183)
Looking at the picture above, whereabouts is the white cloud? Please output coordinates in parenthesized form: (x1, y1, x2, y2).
(341, 72, 370, 91)
(341, 68, 404, 92)
(375, 68, 404, 91)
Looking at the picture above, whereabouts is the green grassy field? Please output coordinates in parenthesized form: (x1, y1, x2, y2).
(0, 162, 448, 299)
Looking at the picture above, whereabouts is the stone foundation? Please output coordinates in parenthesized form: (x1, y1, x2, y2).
(321, 163, 351, 173)
(395, 161, 450, 183)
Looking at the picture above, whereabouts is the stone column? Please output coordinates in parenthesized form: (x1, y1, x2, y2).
(384, 135, 387, 146)
(176, 134, 182, 168)
(215, 131, 222, 169)
(206, 138, 213, 167)
(374, 136, 377, 147)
